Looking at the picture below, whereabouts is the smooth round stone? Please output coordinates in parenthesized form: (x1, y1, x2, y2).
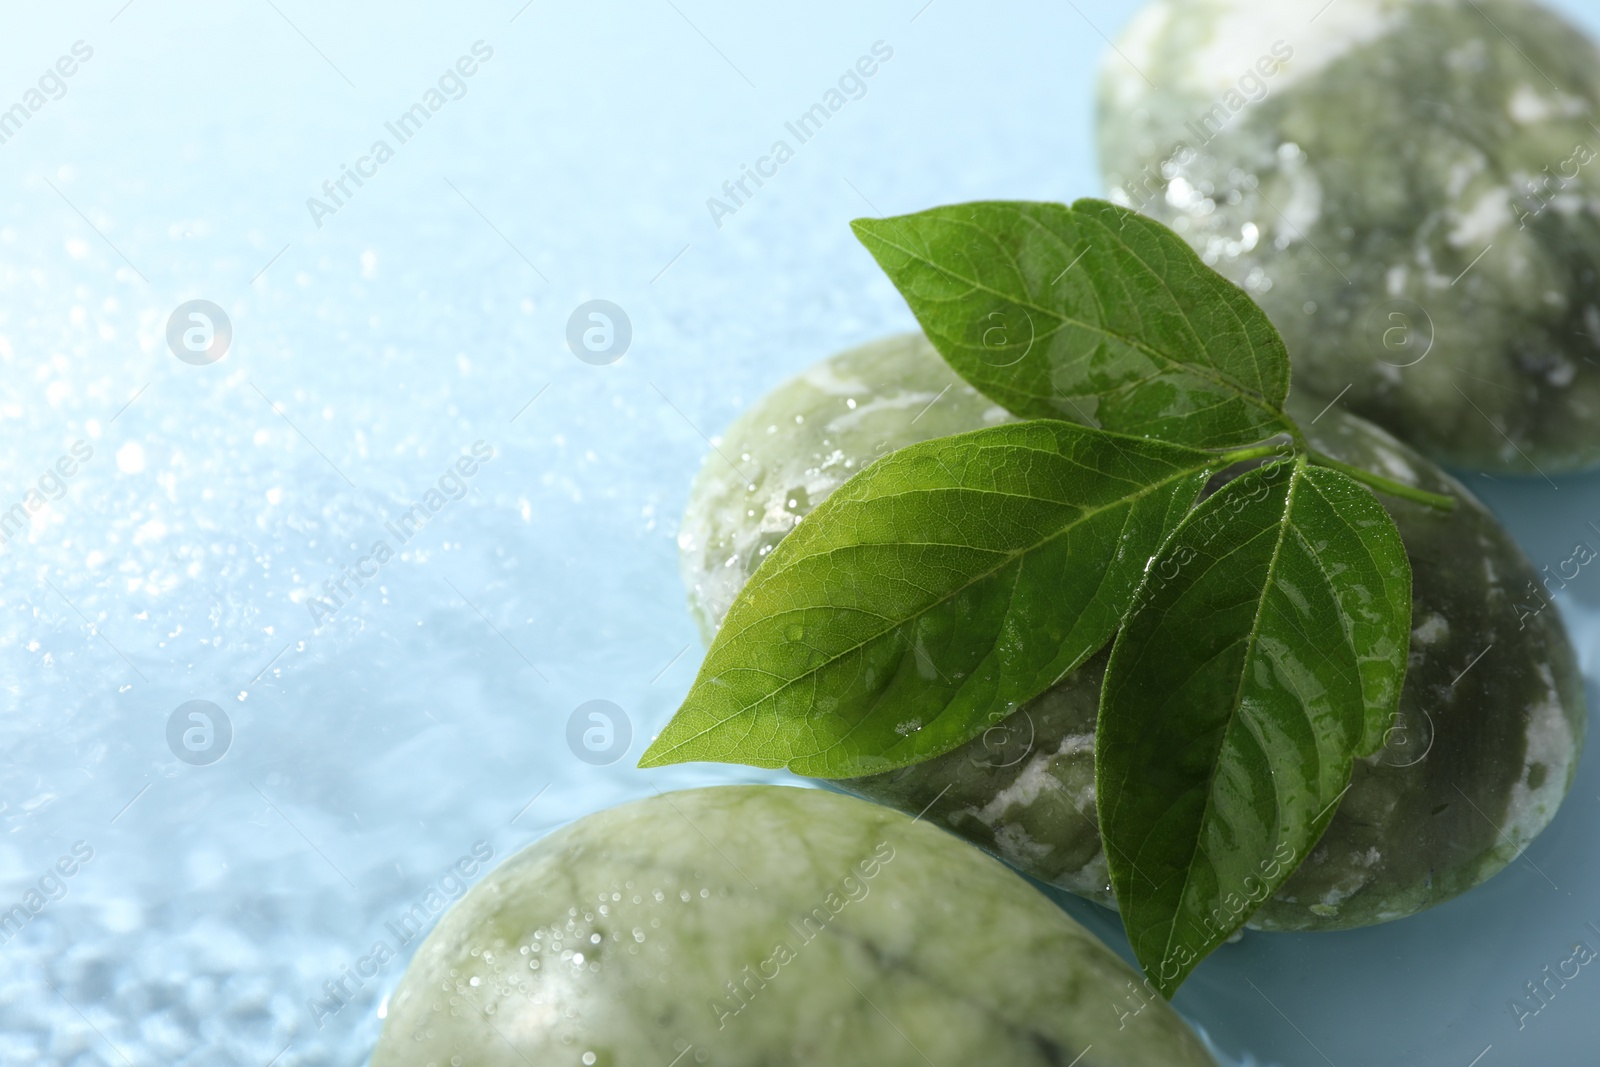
(370, 785, 1218, 1067)
(683, 335, 1586, 931)
(1096, 0, 1600, 473)
(678, 333, 1008, 646)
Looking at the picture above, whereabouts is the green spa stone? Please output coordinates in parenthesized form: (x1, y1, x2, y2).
(370, 785, 1218, 1067)
(1095, 0, 1600, 473)
(679, 334, 1586, 931)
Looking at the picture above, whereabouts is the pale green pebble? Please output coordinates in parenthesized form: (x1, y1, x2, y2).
(1097, 0, 1600, 473)
(678, 333, 1008, 645)
(370, 785, 1218, 1067)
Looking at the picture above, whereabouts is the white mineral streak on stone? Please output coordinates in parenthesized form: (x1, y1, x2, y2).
(1106, 0, 1411, 108)
(1502, 664, 1577, 846)
(1385, 265, 1409, 296)
(1550, 190, 1591, 222)
(758, 491, 801, 534)
(798, 359, 867, 395)
(975, 734, 1095, 865)
(1188, 0, 1407, 94)
(983, 734, 1095, 819)
(1412, 613, 1450, 647)
(1506, 83, 1589, 124)
(1509, 85, 1554, 124)
(1063, 850, 1114, 899)
(1368, 442, 1419, 484)
(1449, 187, 1514, 248)
(993, 822, 1053, 865)
(1313, 863, 1375, 913)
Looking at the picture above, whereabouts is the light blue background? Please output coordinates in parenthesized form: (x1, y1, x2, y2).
(1, 2, 1598, 1064)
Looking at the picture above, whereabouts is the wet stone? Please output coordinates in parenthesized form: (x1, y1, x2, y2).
(371, 785, 1218, 1066)
(1096, 0, 1600, 473)
(682, 334, 1586, 931)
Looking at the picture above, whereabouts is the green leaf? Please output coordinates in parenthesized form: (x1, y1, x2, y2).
(851, 199, 1296, 450)
(639, 421, 1233, 778)
(1096, 459, 1412, 996)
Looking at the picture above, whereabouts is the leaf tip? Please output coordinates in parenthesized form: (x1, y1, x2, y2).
(849, 216, 882, 244)
(634, 738, 676, 770)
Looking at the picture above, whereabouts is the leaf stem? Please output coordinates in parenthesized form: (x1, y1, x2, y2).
(1217, 443, 1295, 467)
(1308, 451, 1458, 511)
